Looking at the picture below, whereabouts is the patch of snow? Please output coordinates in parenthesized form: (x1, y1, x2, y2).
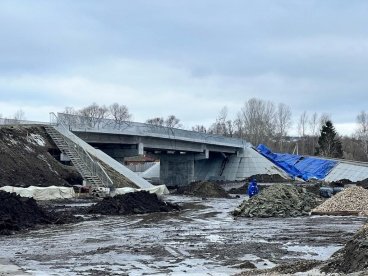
(27, 134, 46, 147)
(24, 145, 34, 153)
(282, 244, 341, 260)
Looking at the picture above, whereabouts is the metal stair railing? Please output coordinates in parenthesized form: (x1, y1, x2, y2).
(49, 112, 113, 188)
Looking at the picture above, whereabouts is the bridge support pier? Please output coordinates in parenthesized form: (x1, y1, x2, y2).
(160, 153, 194, 187)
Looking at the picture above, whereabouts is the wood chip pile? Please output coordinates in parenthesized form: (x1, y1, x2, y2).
(312, 186, 368, 216)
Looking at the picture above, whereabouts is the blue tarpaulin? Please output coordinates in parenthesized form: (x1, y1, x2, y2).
(257, 144, 338, 181)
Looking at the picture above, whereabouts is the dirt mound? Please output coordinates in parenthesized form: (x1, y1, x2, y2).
(312, 186, 368, 216)
(247, 174, 289, 183)
(356, 178, 368, 189)
(88, 191, 180, 215)
(321, 223, 368, 274)
(0, 190, 51, 234)
(233, 184, 320, 217)
(0, 125, 82, 187)
(176, 181, 230, 198)
(228, 184, 248, 194)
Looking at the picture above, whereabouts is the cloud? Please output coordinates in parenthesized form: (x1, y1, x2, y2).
(0, 0, 367, 136)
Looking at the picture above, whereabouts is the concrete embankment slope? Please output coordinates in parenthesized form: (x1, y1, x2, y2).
(51, 123, 167, 192)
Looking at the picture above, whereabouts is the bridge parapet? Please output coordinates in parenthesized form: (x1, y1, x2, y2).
(58, 113, 250, 149)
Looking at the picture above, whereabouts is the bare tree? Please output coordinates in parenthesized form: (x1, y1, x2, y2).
(165, 115, 181, 128)
(275, 103, 292, 151)
(79, 103, 108, 128)
(108, 103, 131, 128)
(192, 125, 207, 133)
(13, 109, 26, 123)
(238, 98, 276, 146)
(355, 110, 368, 158)
(309, 112, 319, 136)
(209, 106, 232, 136)
(297, 111, 308, 137)
(146, 117, 164, 126)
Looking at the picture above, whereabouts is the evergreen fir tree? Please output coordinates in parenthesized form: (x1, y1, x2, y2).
(315, 120, 343, 158)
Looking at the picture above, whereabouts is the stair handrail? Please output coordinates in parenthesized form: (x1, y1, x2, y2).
(49, 112, 113, 188)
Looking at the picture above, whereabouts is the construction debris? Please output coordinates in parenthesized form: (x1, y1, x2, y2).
(312, 186, 368, 216)
(88, 191, 180, 215)
(176, 181, 230, 198)
(233, 184, 320, 217)
(321, 223, 368, 274)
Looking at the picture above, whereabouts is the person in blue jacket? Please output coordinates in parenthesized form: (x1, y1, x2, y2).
(247, 178, 259, 198)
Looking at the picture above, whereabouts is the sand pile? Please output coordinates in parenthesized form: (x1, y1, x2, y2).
(88, 191, 180, 215)
(321, 223, 368, 274)
(0, 191, 77, 235)
(312, 186, 368, 216)
(233, 184, 319, 217)
(176, 181, 230, 198)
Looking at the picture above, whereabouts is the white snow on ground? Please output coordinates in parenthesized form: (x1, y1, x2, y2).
(27, 133, 46, 147)
(37, 154, 59, 175)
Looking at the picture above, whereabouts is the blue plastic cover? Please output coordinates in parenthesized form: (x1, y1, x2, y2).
(257, 144, 338, 181)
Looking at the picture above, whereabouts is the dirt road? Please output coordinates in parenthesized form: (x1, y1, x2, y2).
(0, 195, 365, 275)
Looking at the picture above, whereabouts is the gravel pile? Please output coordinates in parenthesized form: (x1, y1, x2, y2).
(88, 191, 180, 215)
(176, 181, 230, 198)
(312, 186, 368, 216)
(321, 223, 368, 274)
(233, 184, 319, 217)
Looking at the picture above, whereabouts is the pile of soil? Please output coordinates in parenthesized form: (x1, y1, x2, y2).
(321, 223, 368, 274)
(312, 186, 368, 216)
(0, 125, 82, 187)
(356, 178, 368, 189)
(247, 174, 289, 183)
(228, 184, 248, 194)
(176, 181, 230, 198)
(233, 184, 320, 217)
(88, 191, 180, 215)
(0, 191, 78, 235)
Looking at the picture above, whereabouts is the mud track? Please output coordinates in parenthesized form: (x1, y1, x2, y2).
(0, 196, 365, 275)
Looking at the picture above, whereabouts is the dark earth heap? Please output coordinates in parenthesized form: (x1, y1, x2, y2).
(0, 125, 82, 187)
(321, 223, 368, 274)
(233, 184, 320, 217)
(88, 191, 180, 215)
(176, 181, 230, 198)
(0, 191, 78, 235)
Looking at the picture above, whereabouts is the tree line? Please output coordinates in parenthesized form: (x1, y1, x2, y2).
(2, 100, 366, 162)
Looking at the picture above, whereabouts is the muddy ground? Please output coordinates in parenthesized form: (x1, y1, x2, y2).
(0, 195, 366, 275)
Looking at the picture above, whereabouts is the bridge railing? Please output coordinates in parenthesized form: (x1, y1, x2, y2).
(50, 112, 113, 188)
(57, 113, 249, 148)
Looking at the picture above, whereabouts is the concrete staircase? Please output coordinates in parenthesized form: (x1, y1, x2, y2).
(45, 126, 106, 187)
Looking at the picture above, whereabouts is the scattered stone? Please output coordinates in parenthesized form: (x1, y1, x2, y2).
(321, 223, 368, 274)
(312, 186, 368, 216)
(88, 191, 180, 215)
(176, 181, 230, 198)
(233, 184, 320, 217)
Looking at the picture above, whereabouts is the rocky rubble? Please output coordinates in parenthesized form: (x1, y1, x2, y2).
(176, 181, 230, 198)
(321, 223, 368, 274)
(312, 186, 368, 216)
(88, 191, 180, 215)
(233, 184, 320, 217)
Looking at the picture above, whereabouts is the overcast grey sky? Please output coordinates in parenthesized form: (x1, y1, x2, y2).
(0, 0, 367, 135)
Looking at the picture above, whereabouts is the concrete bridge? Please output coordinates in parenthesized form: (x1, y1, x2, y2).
(58, 113, 288, 186)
